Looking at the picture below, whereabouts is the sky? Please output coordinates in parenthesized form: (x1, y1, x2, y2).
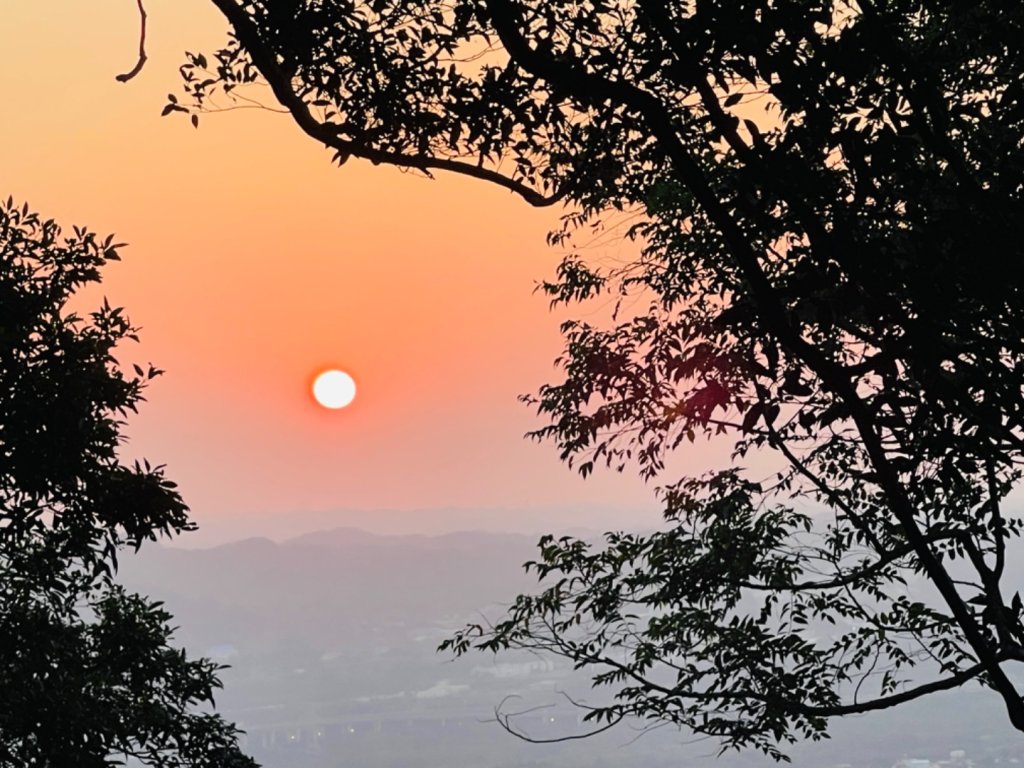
(0, 1, 697, 538)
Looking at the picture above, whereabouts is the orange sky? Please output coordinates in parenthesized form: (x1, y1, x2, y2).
(0, 1, 708, 536)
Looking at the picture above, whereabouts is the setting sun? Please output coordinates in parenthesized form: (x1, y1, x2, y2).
(312, 369, 357, 409)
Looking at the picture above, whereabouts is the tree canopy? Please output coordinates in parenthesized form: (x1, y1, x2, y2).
(0, 198, 255, 767)
(177, 0, 1024, 758)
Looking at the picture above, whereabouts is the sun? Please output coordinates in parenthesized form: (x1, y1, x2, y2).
(312, 369, 357, 409)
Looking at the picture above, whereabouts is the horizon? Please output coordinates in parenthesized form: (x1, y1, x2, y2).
(172, 501, 664, 548)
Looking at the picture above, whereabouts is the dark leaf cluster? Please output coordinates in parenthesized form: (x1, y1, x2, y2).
(0, 199, 255, 767)
(182, 0, 1024, 758)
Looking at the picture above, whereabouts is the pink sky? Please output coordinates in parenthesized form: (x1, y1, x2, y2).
(0, 2, 739, 537)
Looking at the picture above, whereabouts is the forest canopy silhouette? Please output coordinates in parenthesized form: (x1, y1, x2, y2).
(171, 1, 1024, 757)
(0, 198, 255, 766)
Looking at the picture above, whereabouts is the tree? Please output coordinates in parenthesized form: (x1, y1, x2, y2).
(174, 0, 1024, 758)
(0, 198, 256, 767)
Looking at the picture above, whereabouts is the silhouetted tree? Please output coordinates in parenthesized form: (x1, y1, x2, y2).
(0, 198, 256, 767)
(176, 1, 1024, 758)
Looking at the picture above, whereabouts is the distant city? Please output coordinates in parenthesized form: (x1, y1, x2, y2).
(119, 525, 1024, 768)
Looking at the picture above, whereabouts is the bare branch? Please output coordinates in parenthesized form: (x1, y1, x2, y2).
(493, 694, 625, 744)
(115, 0, 148, 83)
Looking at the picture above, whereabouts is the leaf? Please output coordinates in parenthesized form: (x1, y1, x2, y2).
(741, 403, 763, 433)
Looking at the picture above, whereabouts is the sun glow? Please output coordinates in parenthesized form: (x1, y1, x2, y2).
(312, 370, 357, 409)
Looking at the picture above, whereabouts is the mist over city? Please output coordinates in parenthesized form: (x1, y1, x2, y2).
(121, 511, 1024, 768)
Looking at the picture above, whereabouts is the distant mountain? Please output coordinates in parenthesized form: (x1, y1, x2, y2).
(176, 503, 662, 548)
(120, 528, 541, 657)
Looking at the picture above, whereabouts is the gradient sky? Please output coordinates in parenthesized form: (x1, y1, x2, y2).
(0, 1, 724, 536)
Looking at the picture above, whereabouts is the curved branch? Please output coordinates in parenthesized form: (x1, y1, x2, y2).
(764, 420, 886, 552)
(798, 662, 986, 717)
(580, 646, 986, 719)
(115, 0, 148, 83)
(205, 0, 564, 207)
(493, 695, 625, 743)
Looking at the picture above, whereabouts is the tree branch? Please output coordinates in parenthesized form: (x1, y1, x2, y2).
(734, 534, 958, 594)
(115, 0, 148, 83)
(205, 0, 564, 207)
(567, 643, 987, 720)
(797, 662, 986, 717)
(493, 695, 625, 744)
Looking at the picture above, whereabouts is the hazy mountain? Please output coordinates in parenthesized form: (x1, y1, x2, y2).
(176, 504, 662, 548)
(120, 528, 540, 657)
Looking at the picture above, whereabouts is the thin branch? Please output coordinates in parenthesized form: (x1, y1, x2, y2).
(619, 719, 674, 747)
(853, 643, 883, 706)
(988, 458, 1007, 582)
(732, 537, 949, 593)
(493, 695, 625, 744)
(540, 635, 989, 721)
(115, 0, 148, 83)
(201, 104, 290, 115)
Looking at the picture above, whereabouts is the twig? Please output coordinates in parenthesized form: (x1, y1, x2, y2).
(116, 0, 148, 83)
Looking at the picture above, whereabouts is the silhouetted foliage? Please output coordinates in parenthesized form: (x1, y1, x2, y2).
(0, 198, 256, 767)
(178, 1, 1024, 758)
